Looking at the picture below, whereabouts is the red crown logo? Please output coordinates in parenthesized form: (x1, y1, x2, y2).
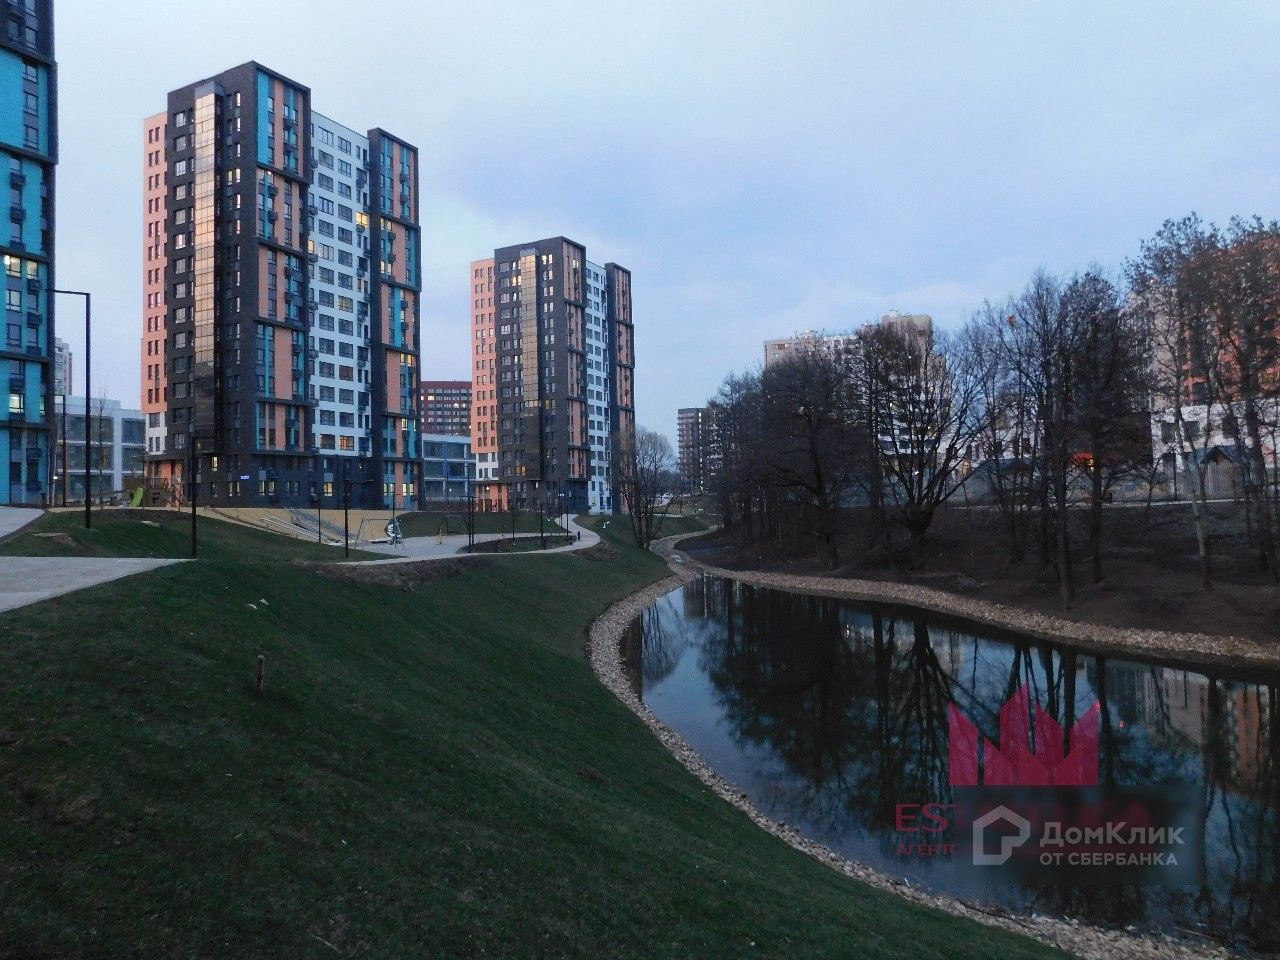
(948, 686, 1100, 787)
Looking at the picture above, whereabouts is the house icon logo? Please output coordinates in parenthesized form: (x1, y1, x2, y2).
(970, 805, 1032, 865)
(948, 685, 1100, 787)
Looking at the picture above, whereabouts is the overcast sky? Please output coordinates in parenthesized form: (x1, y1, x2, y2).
(57, 0, 1280, 441)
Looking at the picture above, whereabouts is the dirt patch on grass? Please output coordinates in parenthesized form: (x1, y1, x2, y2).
(462, 535, 574, 554)
(308, 557, 484, 588)
(31, 532, 82, 549)
(574, 541, 621, 562)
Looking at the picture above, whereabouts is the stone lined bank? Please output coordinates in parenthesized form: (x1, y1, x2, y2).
(585, 533, 1231, 960)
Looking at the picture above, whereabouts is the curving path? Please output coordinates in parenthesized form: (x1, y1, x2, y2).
(346, 514, 600, 565)
(0, 508, 186, 615)
(0, 509, 603, 614)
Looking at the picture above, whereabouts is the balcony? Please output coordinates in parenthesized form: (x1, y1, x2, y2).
(25, 277, 39, 293)
(24, 344, 38, 356)
(8, 170, 24, 188)
(10, 205, 25, 222)
(266, 185, 277, 198)
(266, 210, 278, 223)
(25, 310, 39, 328)
(8, 376, 22, 392)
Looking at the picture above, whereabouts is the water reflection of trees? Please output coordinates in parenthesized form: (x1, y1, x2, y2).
(647, 576, 1280, 951)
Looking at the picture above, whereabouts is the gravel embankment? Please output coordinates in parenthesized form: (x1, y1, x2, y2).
(585, 533, 1235, 960)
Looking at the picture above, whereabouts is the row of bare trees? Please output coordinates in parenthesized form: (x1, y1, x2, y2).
(701, 214, 1280, 596)
(1129, 215, 1280, 587)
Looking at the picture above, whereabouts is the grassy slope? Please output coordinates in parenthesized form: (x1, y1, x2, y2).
(0, 517, 1063, 960)
(0, 509, 380, 561)
(398, 510, 559, 537)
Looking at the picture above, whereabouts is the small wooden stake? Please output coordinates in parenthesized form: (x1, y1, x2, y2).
(256, 654, 265, 694)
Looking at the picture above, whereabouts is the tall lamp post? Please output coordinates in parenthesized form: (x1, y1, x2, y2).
(51, 288, 90, 527)
(343, 458, 351, 559)
(189, 436, 198, 557)
(60, 393, 67, 506)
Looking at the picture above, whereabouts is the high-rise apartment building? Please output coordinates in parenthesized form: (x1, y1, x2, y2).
(1, 0, 55, 505)
(421, 379, 470, 435)
(677, 406, 710, 492)
(470, 237, 634, 514)
(141, 62, 422, 509)
(52, 336, 69, 395)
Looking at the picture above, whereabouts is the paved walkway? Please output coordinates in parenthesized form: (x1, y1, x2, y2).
(0, 506, 41, 539)
(350, 516, 600, 565)
(0, 507, 187, 615)
(0, 508, 600, 612)
(0, 556, 185, 613)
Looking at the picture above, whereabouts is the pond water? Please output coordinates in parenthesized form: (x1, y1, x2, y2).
(622, 574, 1280, 954)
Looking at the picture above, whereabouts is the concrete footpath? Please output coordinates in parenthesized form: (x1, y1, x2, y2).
(0, 556, 184, 613)
(0, 508, 602, 612)
(0, 507, 185, 615)
(349, 515, 601, 565)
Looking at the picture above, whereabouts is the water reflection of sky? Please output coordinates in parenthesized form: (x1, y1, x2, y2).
(627, 575, 1280, 954)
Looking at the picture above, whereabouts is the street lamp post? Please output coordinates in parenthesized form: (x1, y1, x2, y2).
(60, 394, 67, 506)
(343, 459, 351, 559)
(52, 289, 90, 527)
(189, 438, 198, 557)
(467, 491, 475, 550)
(539, 500, 545, 550)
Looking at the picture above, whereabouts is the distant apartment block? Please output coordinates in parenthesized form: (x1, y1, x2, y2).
(763, 311, 932, 367)
(1, 0, 55, 505)
(51, 396, 145, 502)
(677, 406, 710, 492)
(470, 237, 634, 514)
(421, 379, 470, 435)
(52, 335, 68, 394)
(141, 62, 422, 509)
(421, 431, 474, 503)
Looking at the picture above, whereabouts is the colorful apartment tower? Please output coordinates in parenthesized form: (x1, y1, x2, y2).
(142, 62, 421, 509)
(1, 0, 55, 505)
(470, 237, 634, 515)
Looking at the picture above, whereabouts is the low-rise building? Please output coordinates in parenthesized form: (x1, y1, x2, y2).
(52, 396, 145, 503)
(421, 431, 474, 504)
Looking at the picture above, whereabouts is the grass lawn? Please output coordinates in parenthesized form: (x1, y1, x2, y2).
(655, 513, 713, 537)
(0, 509, 380, 562)
(397, 509, 562, 538)
(0, 515, 1063, 959)
(463, 534, 575, 554)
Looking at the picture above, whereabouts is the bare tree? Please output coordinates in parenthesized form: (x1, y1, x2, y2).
(1196, 218, 1280, 579)
(991, 271, 1078, 606)
(1065, 271, 1152, 584)
(707, 371, 766, 544)
(1128, 215, 1222, 590)
(861, 321, 985, 559)
(964, 303, 1044, 564)
(759, 350, 859, 569)
(615, 426, 675, 550)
